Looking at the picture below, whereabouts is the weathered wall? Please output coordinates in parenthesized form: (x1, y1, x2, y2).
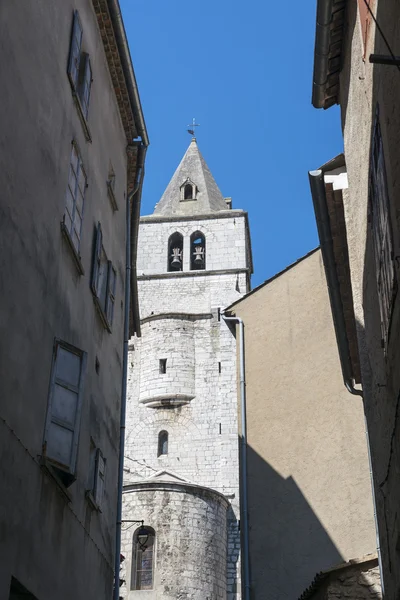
(304, 558, 381, 600)
(0, 1, 130, 598)
(124, 212, 248, 599)
(122, 484, 229, 600)
(339, 1, 400, 596)
(232, 249, 376, 600)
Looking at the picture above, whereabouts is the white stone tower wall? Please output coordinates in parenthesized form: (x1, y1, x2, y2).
(124, 140, 251, 600)
(139, 318, 196, 404)
(121, 486, 229, 600)
(136, 214, 249, 276)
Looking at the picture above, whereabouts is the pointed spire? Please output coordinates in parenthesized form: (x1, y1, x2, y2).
(153, 139, 228, 216)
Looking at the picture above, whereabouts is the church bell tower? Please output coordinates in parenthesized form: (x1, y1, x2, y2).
(122, 137, 252, 600)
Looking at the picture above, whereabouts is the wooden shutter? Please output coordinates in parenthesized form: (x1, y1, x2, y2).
(78, 53, 92, 119)
(94, 449, 106, 506)
(44, 341, 86, 473)
(91, 223, 103, 297)
(106, 262, 116, 326)
(67, 11, 83, 89)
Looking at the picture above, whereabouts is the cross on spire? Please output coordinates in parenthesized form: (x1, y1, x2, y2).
(187, 117, 200, 139)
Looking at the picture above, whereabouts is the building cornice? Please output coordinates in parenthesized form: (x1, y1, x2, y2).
(140, 209, 247, 224)
(123, 480, 230, 508)
(141, 312, 213, 324)
(137, 268, 250, 281)
(312, 0, 346, 109)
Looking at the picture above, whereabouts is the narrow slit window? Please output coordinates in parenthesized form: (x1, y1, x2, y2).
(159, 359, 167, 374)
(158, 431, 168, 457)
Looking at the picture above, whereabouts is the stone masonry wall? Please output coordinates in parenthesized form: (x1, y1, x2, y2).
(124, 213, 248, 599)
(137, 214, 249, 275)
(139, 318, 196, 404)
(121, 487, 229, 600)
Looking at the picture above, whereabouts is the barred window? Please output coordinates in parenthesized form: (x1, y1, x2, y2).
(131, 527, 155, 590)
(369, 105, 396, 346)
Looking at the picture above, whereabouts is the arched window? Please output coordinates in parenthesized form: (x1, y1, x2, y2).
(168, 232, 183, 272)
(158, 430, 168, 456)
(190, 231, 206, 270)
(131, 526, 155, 590)
(184, 183, 193, 200)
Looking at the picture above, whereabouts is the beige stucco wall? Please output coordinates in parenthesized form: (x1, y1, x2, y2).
(232, 249, 376, 600)
(338, 1, 400, 597)
(0, 1, 131, 599)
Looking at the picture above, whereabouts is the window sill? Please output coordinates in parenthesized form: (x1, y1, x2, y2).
(107, 181, 118, 211)
(85, 490, 102, 512)
(72, 90, 92, 143)
(61, 222, 85, 275)
(40, 457, 73, 503)
(93, 295, 112, 333)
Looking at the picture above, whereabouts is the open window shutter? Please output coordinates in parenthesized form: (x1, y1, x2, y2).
(78, 53, 92, 119)
(91, 223, 103, 297)
(105, 262, 116, 326)
(94, 449, 106, 506)
(44, 342, 86, 474)
(67, 11, 83, 89)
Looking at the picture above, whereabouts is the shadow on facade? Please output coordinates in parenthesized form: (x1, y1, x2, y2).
(357, 0, 400, 593)
(243, 440, 343, 600)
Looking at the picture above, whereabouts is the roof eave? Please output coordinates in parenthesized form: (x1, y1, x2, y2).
(312, 0, 346, 109)
(106, 0, 149, 146)
(308, 162, 360, 391)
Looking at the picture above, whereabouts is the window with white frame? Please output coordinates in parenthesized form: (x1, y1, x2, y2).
(64, 142, 87, 255)
(67, 11, 93, 121)
(88, 443, 106, 508)
(91, 223, 117, 330)
(369, 105, 396, 346)
(43, 340, 87, 485)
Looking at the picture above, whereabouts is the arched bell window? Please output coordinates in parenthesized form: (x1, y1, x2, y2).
(158, 430, 168, 457)
(168, 232, 183, 272)
(131, 526, 155, 590)
(190, 231, 206, 270)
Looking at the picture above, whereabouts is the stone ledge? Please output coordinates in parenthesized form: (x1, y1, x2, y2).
(139, 393, 195, 408)
(141, 312, 213, 324)
(138, 268, 249, 281)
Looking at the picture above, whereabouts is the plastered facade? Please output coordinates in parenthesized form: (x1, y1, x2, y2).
(123, 141, 251, 600)
(335, 1, 400, 597)
(230, 250, 376, 600)
(0, 2, 144, 599)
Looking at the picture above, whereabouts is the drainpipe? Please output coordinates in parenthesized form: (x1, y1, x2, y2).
(222, 315, 250, 600)
(113, 152, 145, 600)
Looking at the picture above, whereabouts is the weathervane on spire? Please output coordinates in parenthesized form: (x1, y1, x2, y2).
(187, 117, 200, 139)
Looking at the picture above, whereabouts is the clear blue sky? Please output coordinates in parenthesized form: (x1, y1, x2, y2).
(121, 0, 343, 288)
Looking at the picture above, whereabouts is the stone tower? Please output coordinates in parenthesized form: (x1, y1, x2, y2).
(122, 138, 252, 600)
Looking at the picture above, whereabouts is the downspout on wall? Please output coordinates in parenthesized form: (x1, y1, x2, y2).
(222, 314, 250, 600)
(308, 168, 384, 595)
